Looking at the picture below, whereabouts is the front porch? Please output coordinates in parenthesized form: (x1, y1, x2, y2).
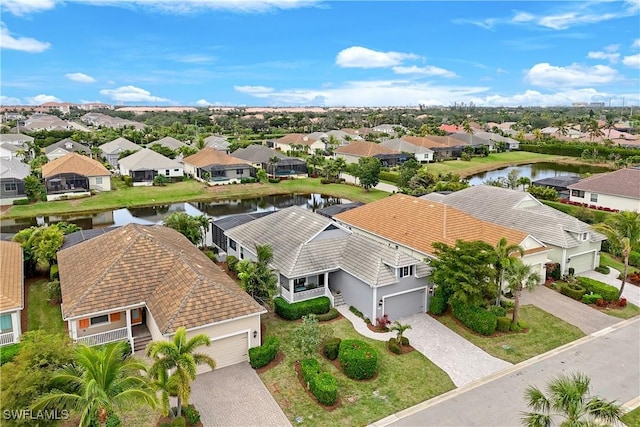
(0, 311, 21, 346)
(71, 306, 151, 353)
(279, 272, 335, 306)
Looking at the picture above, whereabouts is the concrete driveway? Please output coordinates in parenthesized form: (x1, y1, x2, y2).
(190, 362, 291, 427)
(579, 267, 640, 306)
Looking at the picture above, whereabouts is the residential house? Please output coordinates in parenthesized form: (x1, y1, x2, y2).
(204, 135, 231, 153)
(400, 135, 469, 159)
(57, 224, 265, 371)
(269, 133, 325, 154)
(211, 212, 276, 253)
(0, 241, 24, 346)
(22, 114, 70, 132)
(334, 140, 411, 166)
(225, 206, 431, 322)
(41, 153, 111, 201)
(421, 186, 605, 275)
(0, 158, 30, 205)
(183, 147, 255, 185)
(99, 137, 141, 168)
(44, 138, 91, 161)
(151, 136, 186, 151)
(231, 144, 307, 177)
(80, 113, 144, 130)
(449, 132, 495, 152)
(567, 168, 640, 212)
(307, 130, 358, 146)
(0, 133, 34, 147)
(472, 131, 520, 150)
(0, 143, 23, 160)
(334, 194, 550, 286)
(381, 138, 434, 163)
(532, 176, 581, 199)
(118, 148, 184, 186)
(372, 124, 406, 137)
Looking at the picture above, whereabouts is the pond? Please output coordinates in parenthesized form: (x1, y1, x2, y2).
(466, 162, 611, 186)
(0, 193, 350, 234)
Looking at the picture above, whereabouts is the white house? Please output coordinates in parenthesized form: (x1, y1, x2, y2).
(118, 148, 184, 186)
(568, 168, 640, 212)
(0, 241, 24, 346)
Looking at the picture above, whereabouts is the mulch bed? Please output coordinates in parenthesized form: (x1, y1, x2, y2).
(366, 323, 389, 333)
(255, 351, 285, 374)
(385, 342, 416, 355)
(293, 361, 341, 411)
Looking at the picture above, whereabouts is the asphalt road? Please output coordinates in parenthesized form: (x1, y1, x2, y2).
(377, 318, 640, 427)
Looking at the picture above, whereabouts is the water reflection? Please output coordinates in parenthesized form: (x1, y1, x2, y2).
(467, 162, 610, 186)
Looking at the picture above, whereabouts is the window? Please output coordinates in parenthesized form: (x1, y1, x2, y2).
(165, 169, 170, 175)
(571, 189, 585, 198)
(590, 193, 598, 202)
(294, 278, 306, 287)
(240, 247, 244, 259)
(95, 177, 102, 184)
(580, 232, 589, 241)
(399, 266, 414, 278)
(0, 314, 12, 332)
(90, 315, 109, 326)
(229, 239, 237, 250)
(3, 183, 16, 192)
(236, 169, 244, 175)
(174, 169, 180, 172)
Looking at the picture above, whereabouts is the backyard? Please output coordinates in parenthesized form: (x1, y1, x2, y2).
(26, 278, 65, 333)
(258, 312, 455, 426)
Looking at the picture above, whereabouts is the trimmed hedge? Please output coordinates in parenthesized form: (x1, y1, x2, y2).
(451, 301, 497, 336)
(349, 306, 364, 318)
(379, 171, 399, 183)
(429, 288, 448, 315)
(582, 293, 603, 305)
(387, 338, 401, 354)
(577, 277, 618, 302)
(316, 308, 339, 322)
(488, 305, 507, 318)
(338, 339, 378, 380)
(594, 265, 611, 274)
(629, 251, 640, 268)
(248, 336, 279, 369)
(310, 372, 338, 406)
(496, 316, 511, 333)
(323, 338, 341, 361)
(274, 296, 330, 320)
(519, 143, 640, 159)
(0, 343, 21, 366)
(301, 357, 321, 386)
(560, 282, 586, 300)
(12, 198, 29, 205)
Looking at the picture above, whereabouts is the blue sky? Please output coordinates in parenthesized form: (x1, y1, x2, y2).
(1, 0, 639, 107)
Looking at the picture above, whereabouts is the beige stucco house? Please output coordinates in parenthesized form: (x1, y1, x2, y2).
(0, 241, 24, 346)
(568, 168, 640, 213)
(41, 153, 111, 201)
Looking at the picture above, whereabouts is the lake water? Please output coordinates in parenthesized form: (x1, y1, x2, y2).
(0, 193, 350, 234)
(466, 162, 611, 186)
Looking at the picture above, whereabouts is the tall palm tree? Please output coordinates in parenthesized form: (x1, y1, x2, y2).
(505, 259, 540, 326)
(146, 327, 215, 418)
(492, 237, 525, 306)
(521, 372, 623, 427)
(31, 342, 157, 427)
(592, 210, 640, 299)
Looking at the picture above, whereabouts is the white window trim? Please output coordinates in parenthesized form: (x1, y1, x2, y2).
(88, 314, 111, 328)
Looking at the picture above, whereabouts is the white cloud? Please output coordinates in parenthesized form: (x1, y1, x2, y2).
(0, 95, 21, 105)
(391, 65, 457, 78)
(622, 53, 640, 68)
(234, 85, 275, 94)
(336, 46, 418, 69)
(195, 99, 213, 106)
(25, 94, 62, 105)
(169, 54, 215, 63)
(65, 72, 96, 83)
(587, 51, 620, 63)
(525, 63, 619, 87)
(1, 0, 56, 16)
(0, 23, 51, 53)
(99, 85, 170, 103)
(67, 0, 320, 14)
(633, 39, 640, 49)
(538, 12, 617, 30)
(512, 12, 534, 23)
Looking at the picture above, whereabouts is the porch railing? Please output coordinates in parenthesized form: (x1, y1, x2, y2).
(76, 327, 128, 347)
(293, 287, 325, 302)
(280, 287, 292, 301)
(0, 332, 16, 346)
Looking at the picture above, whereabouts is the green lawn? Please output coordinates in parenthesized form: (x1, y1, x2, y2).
(604, 302, 640, 319)
(3, 178, 389, 219)
(600, 253, 640, 275)
(434, 305, 584, 364)
(423, 152, 567, 178)
(258, 313, 455, 427)
(622, 406, 640, 427)
(26, 279, 65, 334)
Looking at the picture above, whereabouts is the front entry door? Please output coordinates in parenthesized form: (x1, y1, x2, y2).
(131, 308, 143, 325)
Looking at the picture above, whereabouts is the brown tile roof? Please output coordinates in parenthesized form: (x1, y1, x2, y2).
(401, 135, 470, 149)
(335, 194, 530, 257)
(0, 241, 23, 312)
(41, 152, 110, 178)
(568, 168, 640, 199)
(274, 133, 318, 146)
(57, 224, 264, 333)
(334, 140, 399, 157)
(183, 147, 250, 167)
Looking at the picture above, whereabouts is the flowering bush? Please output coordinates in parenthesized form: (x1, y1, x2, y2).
(376, 314, 391, 329)
(618, 297, 627, 307)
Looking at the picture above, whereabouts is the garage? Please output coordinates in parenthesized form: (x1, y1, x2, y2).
(569, 252, 595, 274)
(198, 332, 248, 374)
(383, 288, 426, 321)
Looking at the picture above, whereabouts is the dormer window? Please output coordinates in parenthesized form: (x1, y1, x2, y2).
(399, 266, 414, 278)
(580, 232, 589, 241)
(65, 142, 73, 149)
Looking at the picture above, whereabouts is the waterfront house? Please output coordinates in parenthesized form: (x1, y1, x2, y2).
(118, 148, 184, 185)
(231, 144, 307, 177)
(41, 153, 111, 201)
(567, 168, 640, 213)
(0, 158, 30, 205)
(334, 140, 410, 166)
(183, 147, 255, 185)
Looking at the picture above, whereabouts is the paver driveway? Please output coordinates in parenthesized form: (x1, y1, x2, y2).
(190, 362, 291, 427)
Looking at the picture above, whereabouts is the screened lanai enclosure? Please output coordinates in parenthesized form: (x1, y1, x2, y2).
(270, 158, 308, 177)
(45, 173, 89, 194)
(131, 169, 156, 183)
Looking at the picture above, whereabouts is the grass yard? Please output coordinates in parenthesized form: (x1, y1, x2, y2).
(600, 252, 640, 275)
(434, 305, 584, 364)
(603, 302, 640, 319)
(3, 178, 389, 219)
(259, 313, 455, 427)
(622, 406, 640, 427)
(27, 279, 65, 334)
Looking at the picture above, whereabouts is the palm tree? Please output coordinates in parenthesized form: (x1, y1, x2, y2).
(31, 342, 157, 427)
(517, 176, 531, 191)
(147, 327, 216, 418)
(505, 259, 540, 326)
(492, 237, 525, 306)
(268, 155, 280, 177)
(521, 372, 623, 427)
(592, 210, 640, 299)
(463, 120, 473, 135)
(389, 321, 412, 348)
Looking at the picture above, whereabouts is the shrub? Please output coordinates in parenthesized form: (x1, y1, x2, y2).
(310, 372, 338, 406)
(376, 314, 391, 329)
(0, 343, 21, 366)
(50, 264, 59, 281)
(226, 255, 238, 272)
(496, 316, 512, 332)
(153, 174, 168, 186)
(12, 198, 29, 205)
(316, 308, 339, 322)
(577, 277, 618, 302)
(629, 251, 640, 268)
(387, 338, 401, 354)
(338, 339, 378, 380)
(451, 301, 497, 336)
(301, 357, 320, 386)
(274, 297, 330, 320)
(596, 299, 608, 307)
(560, 282, 586, 300)
(268, 178, 280, 183)
(510, 321, 527, 332)
(323, 338, 341, 360)
(594, 265, 611, 274)
(171, 417, 186, 427)
(619, 297, 627, 307)
(47, 280, 61, 304)
(488, 305, 507, 318)
(349, 306, 364, 318)
(400, 336, 409, 346)
(429, 288, 448, 315)
(203, 249, 216, 262)
(582, 293, 603, 305)
(500, 299, 515, 310)
(379, 171, 399, 183)
(248, 336, 279, 369)
(182, 405, 201, 426)
(90, 413, 122, 427)
(123, 175, 133, 187)
(240, 177, 257, 184)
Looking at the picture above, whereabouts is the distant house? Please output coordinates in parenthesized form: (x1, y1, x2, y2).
(99, 137, 141, 168)
(204, 135, 230, 153)
(381, 138, 434, 163)
(0, 143, 23, 160)
(372, 124, 405, 136)
(334, 140, 410, 166)
(44, 138, 91, 161)
(568, 168, 640, 212)
(449, 132, 495, 152)
(400, 135, 468, 160)
(118, 148, 184, 186)
(473, 131, 520, 151)
(231, 144, 307, 177)
(270, 133, 325, 154)
(151, 136, 186, 151)
(532, 176, 581, 199)
(0, 241, 24, 346)
(183, 147, 255, 185)
(0, 133, 34, 147)
(41, 153, 111, 201)
(0, 158, 30, 205)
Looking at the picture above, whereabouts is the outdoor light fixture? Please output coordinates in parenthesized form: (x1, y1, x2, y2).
(253, 330, 258, 339)
(378, 299, 383, 308)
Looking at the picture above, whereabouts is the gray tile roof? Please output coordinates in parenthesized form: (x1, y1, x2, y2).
(151, 136, 185, 150)
(381, 138, 434, 154)
(204, 135, 230, 150)
(231, 145, 287, 163)
(421, 186, 604, 248)
(0, 134, 34, 144)
(99, 137, 141, 155)
(44, 138, 90, 155)
(0, 157, 30, 179)
(118, 148, 183, 171)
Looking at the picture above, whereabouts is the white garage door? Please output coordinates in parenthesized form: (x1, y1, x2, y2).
(198, 332, 248, 374)
(383, 289, 426, 321)
(569, 252, 595, 274)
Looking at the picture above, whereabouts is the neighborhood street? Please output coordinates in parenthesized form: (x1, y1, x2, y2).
(374, 318, 640, 427)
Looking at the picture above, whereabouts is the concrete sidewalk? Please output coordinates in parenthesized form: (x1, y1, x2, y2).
(580, 267, 640, 306)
